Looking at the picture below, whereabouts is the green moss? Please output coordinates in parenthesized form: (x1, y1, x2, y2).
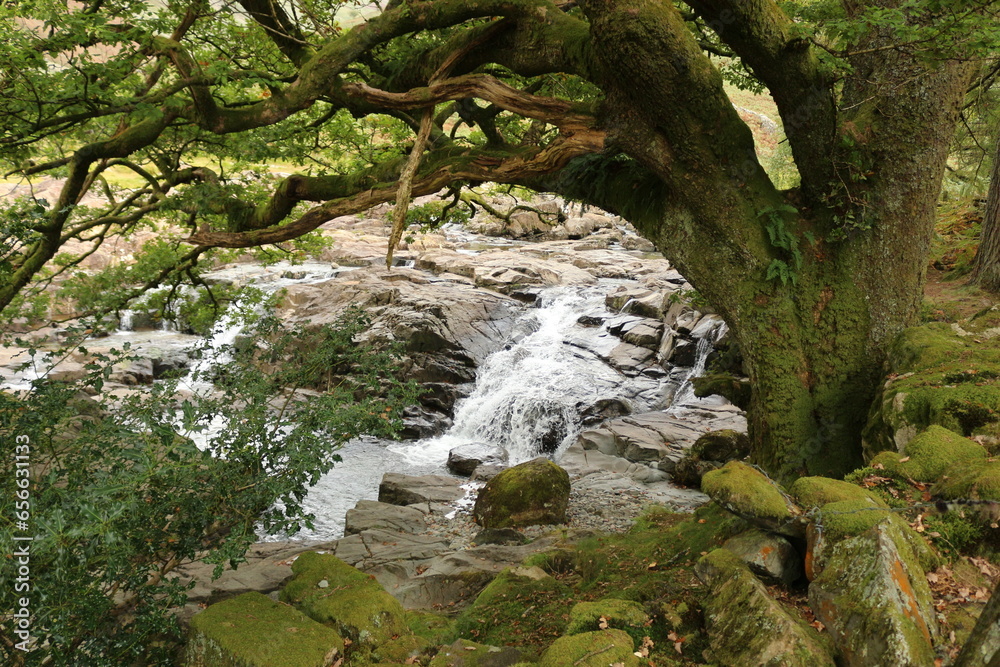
(186, 592, 342, 667)
(406, 611, 454, 646)
(280, 552, 410, 649)
(427, 639, 524, 667)
(870, 426, 987, 482)
(701, 462, 799, 533)
(473, 458, 571, 529)
(692, 374, 752, 410)
(452, 568, 574, 650)
(565, 599, 648, 643)
(690, 429, 751, 462)
(931, 458, 1000, 501)
(817, 501, 939, 572)
(789, 476, 888, 508)
(372, 634, 432, 664)
(537, 630, 638, 667)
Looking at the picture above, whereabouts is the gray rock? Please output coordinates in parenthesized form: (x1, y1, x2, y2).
(344, 500, 428, 535)
(473, 528, 529, 546)
(470, 464, 505, 481)
(722, 529, 803, 586)
(378, 473, 465, 507)
(447, 443, 509, 477)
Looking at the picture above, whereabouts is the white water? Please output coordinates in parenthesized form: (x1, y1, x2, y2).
(668, 318, 729, 412)
(389, 284, 667, 467)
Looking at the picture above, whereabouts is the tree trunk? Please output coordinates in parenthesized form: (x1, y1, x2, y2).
(969, 133, 1000, 292)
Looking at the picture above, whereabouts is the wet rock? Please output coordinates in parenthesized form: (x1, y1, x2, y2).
(668, 339, 699, 367)
(379, 473, 466, 507)
(344, 500, 427, 535)
(471, 464, 505, 481)
(577, 397, 632, 426)
(473, 458, 570, 529)
(447, 443, 509, 476)
(401, 404, 453, 439)
(808, 520, 939, 666)
(722, 529, 803, 586)
(670, 457, 721, 488)
(692, 373, 752, 410)
(280, 552, 410, 649)
(186, 592, 343, 667)
(695, 549, 834, 666)
(605, 342, 656, 376)
(539, 629, 638, 667)
(418, 382, 470, 414)
(691, 429, 751, 462)
(701, 462, 806, 539)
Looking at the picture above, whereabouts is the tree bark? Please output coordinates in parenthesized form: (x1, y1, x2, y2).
(969, 132, 1000, 292)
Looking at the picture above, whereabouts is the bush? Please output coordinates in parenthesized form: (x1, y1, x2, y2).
(0, 303, 417, 665)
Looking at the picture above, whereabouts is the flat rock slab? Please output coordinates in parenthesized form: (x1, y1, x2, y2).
(344, 500, 428, 535)
(379, 472, 466, 506)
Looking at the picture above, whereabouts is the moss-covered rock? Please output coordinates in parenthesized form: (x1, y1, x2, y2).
(280, 552, 409, 650)
(694, 549, 834, 666)
(701, 462, 805, 539)
(789, 476, 888, 509)
(931, 458, 1000, 501)
(427, 639, 523, 667)
(691, 429, 751, 462)
(869, 425, 987, 482)
(565, 599, 649, 643)
(670, 456, 720, 488)
(863, 323, 1000, 458)
(721, 529, 803, 586)
(473, 458, 570, 529)
(372, 634, 433, 664)
(185, 591, 342, 667)
(452, 567, 574, 649)
(537, 630, 638, 667)
(808, 520, 939, 667)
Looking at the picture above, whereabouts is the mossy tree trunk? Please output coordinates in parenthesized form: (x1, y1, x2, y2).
(969, 129, 1000, 293)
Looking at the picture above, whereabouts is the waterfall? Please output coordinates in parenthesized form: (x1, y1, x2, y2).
(667, 317, 728, 411)
(118, 309, 134, 332)
(391, 284, 666, 466)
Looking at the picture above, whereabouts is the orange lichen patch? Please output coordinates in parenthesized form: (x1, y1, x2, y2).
(890, 558, 933, 644)
(759, 546, 775, 558)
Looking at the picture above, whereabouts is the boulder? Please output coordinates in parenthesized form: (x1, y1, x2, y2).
(373, 634, 433, 664)
(789, 476, 888, 510)
(379, 473, 466, 507)
(538, 630, 638, 667)
(186, 591, 342, 667)
(931, 458, 1000, 501)
(691, 429, 751, 462)
(344, 500, 428, 535)
(721, 529, 803, 586)
(447, 443, 509, 476)
(280, 552, 410, 649)
(473, 528, 529, 546)
(670, 456, 721, 488)
(808, 520, 939, 666)
(473, 458, 570, 529)
(870, 425, 987, 483)
(565, 599, 649, 642)
(695, 549, 834, 667)
(701, 462, 806, 539)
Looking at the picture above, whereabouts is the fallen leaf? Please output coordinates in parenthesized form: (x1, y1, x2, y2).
(598, 616, 609, 630)
(898, 456, 910, 463)
(647, 562, 657, 570)
(926, 572, 939, 584)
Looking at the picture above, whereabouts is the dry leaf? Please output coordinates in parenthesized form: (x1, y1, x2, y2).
(667, 631, 678, 642)
(810, 620, 825, 632)
(926, 572, 939, 584)
(647, 562, 657, 570)
(598, 616, 609, 630)
(898, 456, 910, 463)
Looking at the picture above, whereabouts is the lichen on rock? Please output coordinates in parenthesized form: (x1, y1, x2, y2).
(473, 457, 570, 529)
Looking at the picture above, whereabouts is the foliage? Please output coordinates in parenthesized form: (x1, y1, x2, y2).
(0, 302, 417, 665)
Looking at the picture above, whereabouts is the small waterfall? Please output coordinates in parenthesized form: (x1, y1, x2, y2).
(118, 309, 134, 332)
(391, 285, 666, 466)
(667, 317, 728, 411)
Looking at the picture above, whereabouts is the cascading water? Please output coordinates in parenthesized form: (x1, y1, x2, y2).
(389, 284, 667, 467)
(667, 318, 729, 412)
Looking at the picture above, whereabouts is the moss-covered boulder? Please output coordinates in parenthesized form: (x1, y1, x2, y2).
(808, 520, 939, 667)
(564, 599, 649, 643)
(701, 462, 806, 539)
(692, 373, 752, 410)
(185, 592, 342, 667)
(473, 458, 570, 529)
(869, 425, 987, 482)
(931, 457, 1000, 501)
(694, 549, 834, 666)
(691, 429, 751, 462)
(805, 499, 938, 579)
(372, 634, 433, 664)
(670, 455, 721, 488)
(427, 639, 523, 667)
(789, 476, 888, 509)
(721, 529, 803, 586)
(537, 630, 638, 667)
(863, 323, 1000, 458)
(280, 552, 409, 650)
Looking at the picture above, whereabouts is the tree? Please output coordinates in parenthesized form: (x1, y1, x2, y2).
(969, 124, 1000, 291)
(1, 0, 997, 480)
